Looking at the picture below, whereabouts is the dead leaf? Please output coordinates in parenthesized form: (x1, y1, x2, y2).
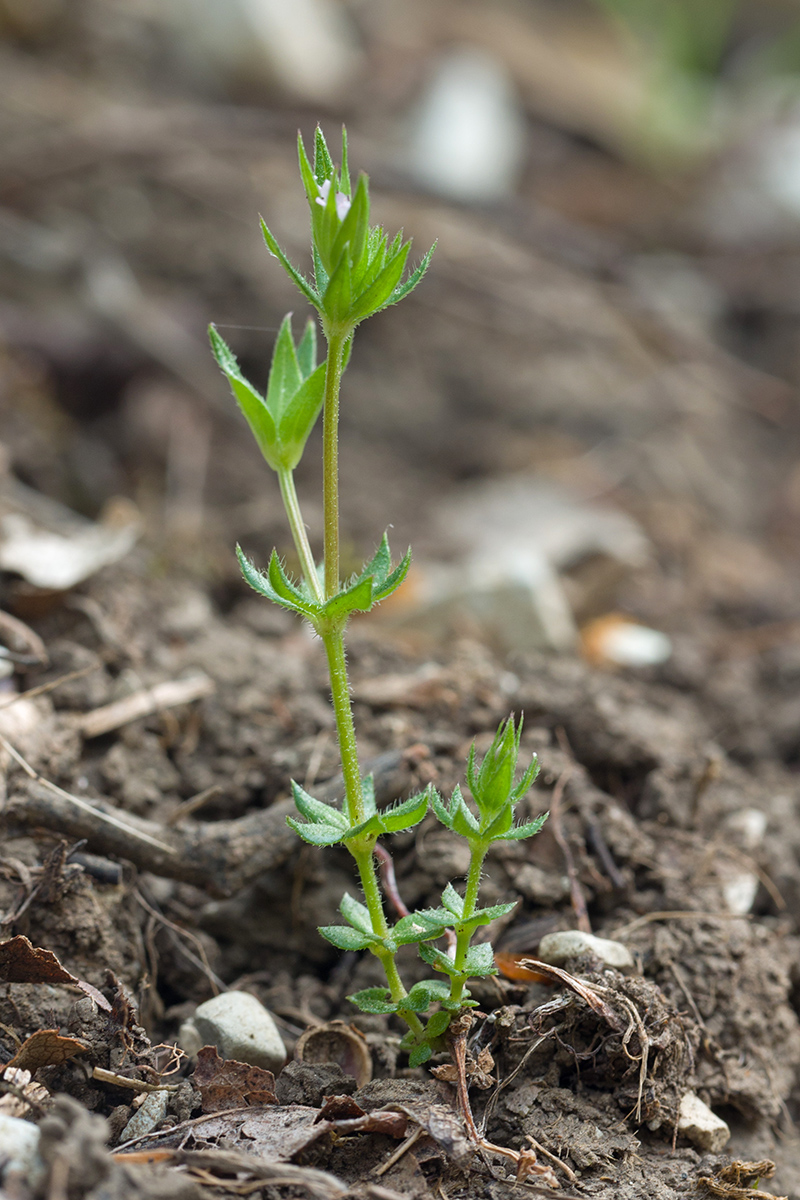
(177, 1149, 347, 1199)
(316, 1094, 365, 1122)
(520, 957, 625, 1029)
(431, 1046, 495, 1090)
(393, 1103, 471, 1166)
(331, 1110, 408, 1138)
(0, 1066, 49, 1115)
(143, 1102, 410, 1162)
(193, 1046, 278, 1113)
(0, 934, 111, 1011)
(145, 1105, 331, 1160)
(698, 1158, 786, 1200)
(8, 1029, 89, 1070)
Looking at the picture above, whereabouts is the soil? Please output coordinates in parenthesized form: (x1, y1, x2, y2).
(4, 5, 800, 1199)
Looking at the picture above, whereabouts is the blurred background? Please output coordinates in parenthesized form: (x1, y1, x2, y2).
(5, 0, 800, 677)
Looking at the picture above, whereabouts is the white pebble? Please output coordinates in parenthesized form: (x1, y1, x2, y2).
(537, 930, 634, 971)
(0, 1113, 44, 1185)
(182, 991, 286, 1072)
(408, 47, 526, 203)
(723, 872, 759, 916)
(677, 1092, 730, 1152)
(600, 622, 672, 667)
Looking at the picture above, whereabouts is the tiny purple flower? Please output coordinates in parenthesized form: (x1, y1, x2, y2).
(315, 178, 351, 221)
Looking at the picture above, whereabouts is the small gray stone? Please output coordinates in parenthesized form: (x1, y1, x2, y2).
(677, 1092, 730, 1152)
(0, 1113, 44, 1186)
(537, 930, 634, 971)
(187, 991, 286, 1072)
(119, 1090, 169, 1143)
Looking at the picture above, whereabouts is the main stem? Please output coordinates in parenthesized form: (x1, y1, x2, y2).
(278, 467, 323, 604)
(319, 325, 423, 1043)
(322, 332, 347, 600)
(323, 630, 364, 824)
(449, 842, 488, 1007)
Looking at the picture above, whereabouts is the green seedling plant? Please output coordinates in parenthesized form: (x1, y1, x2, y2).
(210, 127, 547, 1067)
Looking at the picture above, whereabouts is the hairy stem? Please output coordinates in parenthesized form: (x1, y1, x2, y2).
(319, 327, 423, 1041)
(448, 842, 489, 1007)
(322, 631, 364, 825)
(322, 333, 347, 600)
(354, 842, 424, 1039)
(277, 467, 323, 603)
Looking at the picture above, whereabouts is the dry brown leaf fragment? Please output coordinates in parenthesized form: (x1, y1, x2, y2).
(0, 933, 77, 983)
(8, 1029, 89, 1070)
(316, 1094, 366, 1122)
(0, 934, 111, 1011)
(332, 1109, 408, 1138)
(394, 1103, 471, 1166)
(431, 1046, 495, 1090)
(698, 1158, 785, 1200)
(0, 1065, 49, 1115)
(520, 957, 625, 1029)
(178, 1148, 347, 1198)
(193, 1045, 277, 1113)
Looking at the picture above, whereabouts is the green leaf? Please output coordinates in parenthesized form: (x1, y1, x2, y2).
(441, 883, 464, 918)
(236, 546, 280, 602)
(413, 907, 456, 928)
(424, 1010, 452, 1038)
(379, 788, 429, 833)
(408, 1043, 432, 1068)
(276, 362, 326, 470)
(209, 326, 279, 470)
(463, 942, 497, 977)
(471, 716, 519, 818)
(499, 812, 549, 841)
(441, 994, 477, 1012)
(464, 901, 517, 927)
(290, 780, 348, 829)
(481, 803, 514, 842)
(451, 788, 480, 839)
(404, 980, 451, 1013)
(373, 548, 412, 603)
(339, 126, 350, 196)
(418, 942, 460, 978)
(319, 574, 374, 627)
(350, 243, 410, 324)
(237, 548, 319, 621)
(264, 314, 302, 421)
(361, 774, 377, 817)
(321, 249, 353, 327)
(358, 533, 391, 587)
(511, 753, 541, 803)
(386, 241, 437, 308)
(350, 536, 411, 607)
(318, 924, 378, 951)
(298, 131, 320, 201)
(260, 220, 320, 309)
(392, 911, 449, 947)
(267, 553, 317, 618)
(430, 788, 453, 830)
(340, 892, 373, 935)
(313, 125, 334, 187)
(348, 987, 398, 1015)
(331, 173, 370, 274)
(296, 319, 317, 379)
(312, 243, 329, 296)
(345, 811, 385, 842)
(287, 818, 346, 847)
